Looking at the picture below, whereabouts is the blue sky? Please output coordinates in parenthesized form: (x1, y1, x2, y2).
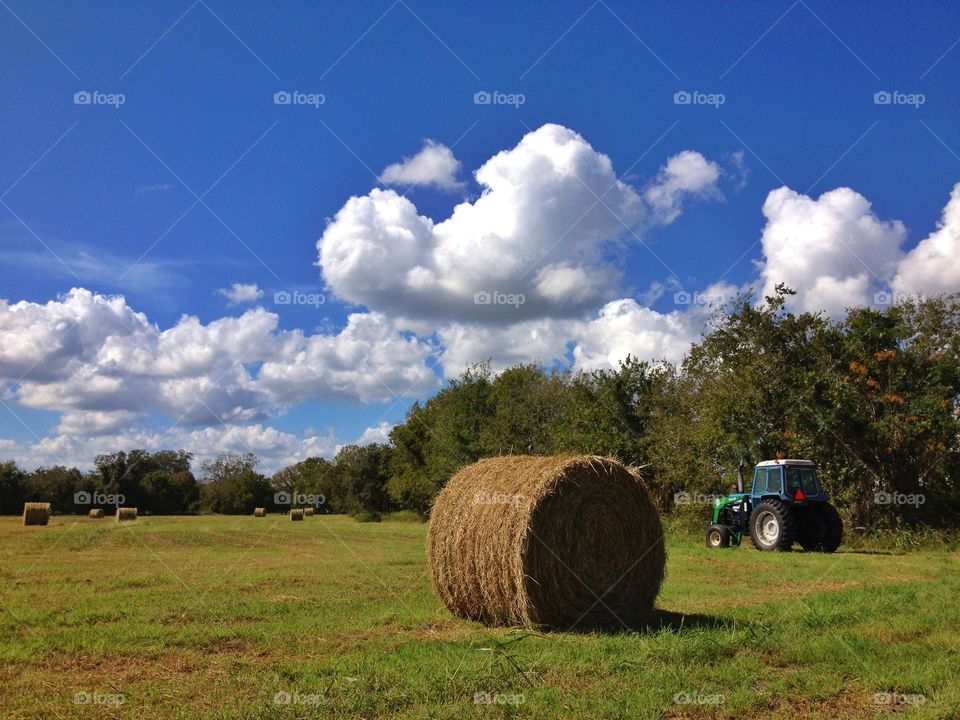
(2, 0, 959, 472)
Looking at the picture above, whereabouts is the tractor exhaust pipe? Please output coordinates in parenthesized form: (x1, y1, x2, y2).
(737, 461, 745, 493)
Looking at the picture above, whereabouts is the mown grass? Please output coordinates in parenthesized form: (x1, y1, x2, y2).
(0, 514, 956, 719)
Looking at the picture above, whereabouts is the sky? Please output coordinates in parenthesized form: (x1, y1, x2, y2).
(1, 0, 959, 473)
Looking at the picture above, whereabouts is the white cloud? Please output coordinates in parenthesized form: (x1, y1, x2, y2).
(378, 140, 463, 190)
(892, 182, 960, 297)
(217, 282, 263, 305)
(645, 150, 722, 224)
(756, 186, 907, 316)
(355, 421, 394, 446)
(0, 288, 440, 432)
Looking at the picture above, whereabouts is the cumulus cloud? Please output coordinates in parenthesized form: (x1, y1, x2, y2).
(892, 183, 960, 297)
(756, 186, 907, 316)
(378, 140, 463, 190)
(0, 289, 440, 434)
(645, 150, 722, 224)
(355, 421, 394, 446)
(217, 282, 263, 305)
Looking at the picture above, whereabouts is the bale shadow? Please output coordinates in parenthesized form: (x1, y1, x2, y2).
(561, 609, 734, 635)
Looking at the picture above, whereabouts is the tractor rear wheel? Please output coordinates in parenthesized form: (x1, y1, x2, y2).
(705, 523, 731, 548)
(795, 502, 843, 552)
(749, 499, 794, 551)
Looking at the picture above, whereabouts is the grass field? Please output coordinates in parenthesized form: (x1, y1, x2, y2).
(0, 514, 957, 719)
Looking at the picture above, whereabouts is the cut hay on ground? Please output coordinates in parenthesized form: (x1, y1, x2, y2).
(427, 455, 665, 629)
(22, 502, 51, 526)
(303, 507, 315, 517)
(253, 508, 266, 517)
(88, 509, 104, 519)
(290, 509, 304, 521)
(116, 507, 138, 522)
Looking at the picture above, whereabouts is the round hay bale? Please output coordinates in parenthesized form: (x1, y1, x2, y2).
(427, 455, 665, 629)
(303, 507, 315, 517)
(116, 507, 138, 522)
(23, 502, 51, 526)
(88, 509, 104, 519)
(290, 509, 304, 521)
(253, 507, 266, 517)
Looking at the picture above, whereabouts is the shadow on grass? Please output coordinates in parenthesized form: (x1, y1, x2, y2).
(562, 609, 734, 635)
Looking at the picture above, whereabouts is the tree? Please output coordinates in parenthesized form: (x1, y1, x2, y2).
(332, 444, 393, 517)
(201, 453, 272, 515)
(0, 461, 26, 514)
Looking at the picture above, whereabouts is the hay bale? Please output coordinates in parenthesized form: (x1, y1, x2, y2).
(303, 507, 315, 517)
(290, 509, 304, 521)
(427, 455, 665, 629)
(116, 507, 138, 522)
(22, 502, 51, 526)
(88, 509, 104, 519)
(253, 508, 266, 517)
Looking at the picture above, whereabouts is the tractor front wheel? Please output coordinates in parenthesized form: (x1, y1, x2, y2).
(749, 499, 794, 551)
(705, 523, 731, 548)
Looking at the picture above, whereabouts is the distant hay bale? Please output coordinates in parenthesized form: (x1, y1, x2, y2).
(253, 508, 266, 517)
(427, 455, 666, 629)
(303, 507, 315, 517)
(88, 509, 104, 519)
(290, 509, 304, 521)
(116, 507, 138, 522)
(22, 502, 50, 526)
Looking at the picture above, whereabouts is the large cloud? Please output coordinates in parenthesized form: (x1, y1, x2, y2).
(0, 288, 440, 433)
(892, 183, 960, 298)
(319, 124, 719, 323)
(756, 186, 907, 315)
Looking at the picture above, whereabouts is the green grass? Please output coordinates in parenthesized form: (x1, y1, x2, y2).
(0, 514, 957, 719)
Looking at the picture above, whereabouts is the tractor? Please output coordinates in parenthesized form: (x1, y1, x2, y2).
(705, 459, 843, 552)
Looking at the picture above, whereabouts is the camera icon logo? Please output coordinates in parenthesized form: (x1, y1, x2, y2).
(274, 291, 292, 305)
(74, 491, 91, 505)
(874, 491, 892, 505)
(673, 90, 691, 105)
(274, 91, 291, 105)
(74, 91, 91, 105)
(73, 692, 91, 705)
(473, 290, 492, 305)
(274, 491, 291, 505)
(473, 90, 491, 105)
(273, 691, 292, 705)
(874, 91, 891, 105)
(673, 291, 692, 305)
(873, 291, 892, 305)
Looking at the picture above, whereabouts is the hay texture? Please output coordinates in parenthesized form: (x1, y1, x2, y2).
(303, 507, 315, 517)
(88, 509, 104, 519)
(23, 502, 51, 526)
(116, 507, 138, 522)
(253, 508, 266, 517)
(290, 509, 304, 521)
(427, 455, 665, 629)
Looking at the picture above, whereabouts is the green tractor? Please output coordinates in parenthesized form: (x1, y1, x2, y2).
(705, 459, 843, 552)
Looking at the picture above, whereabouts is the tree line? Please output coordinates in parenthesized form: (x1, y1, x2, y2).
(3, 288, 958, 527)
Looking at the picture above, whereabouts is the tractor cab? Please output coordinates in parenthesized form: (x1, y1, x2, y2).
(751, 459, 828, 504)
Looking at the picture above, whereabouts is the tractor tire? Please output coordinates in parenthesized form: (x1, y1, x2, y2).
(795, 502, 843, 552)
(749, 498, 794, 551)
(705, 523, 731, 548)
